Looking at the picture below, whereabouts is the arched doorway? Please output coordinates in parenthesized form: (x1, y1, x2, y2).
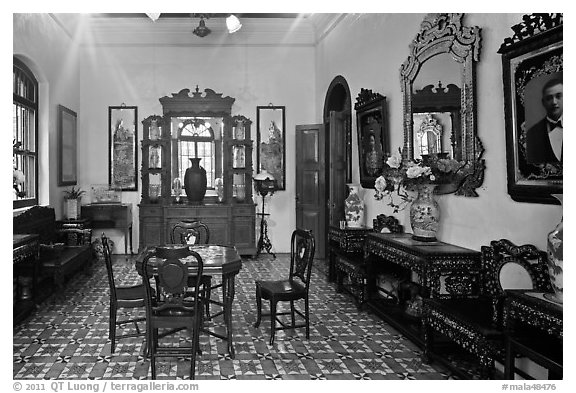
(323, 76, 352, 258)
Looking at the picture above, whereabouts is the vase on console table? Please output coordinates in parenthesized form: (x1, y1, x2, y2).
(344, 184, 364, 228)
(546, 194, 563, 303)
(409, 183, 440, 242)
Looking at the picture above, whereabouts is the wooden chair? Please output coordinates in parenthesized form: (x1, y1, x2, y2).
(141, 245, 205, 380)
(254, 228, 316, 345)
(102, 234, 146, 354)
(170, 221, 222, 320)
(422, 239, 551, 379)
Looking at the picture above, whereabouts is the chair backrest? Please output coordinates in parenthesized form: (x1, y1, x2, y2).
(289, 228, 316, 291)
(170, 221, 210, 245)
(142, 245, 204, 314)
(481, 239, 551, 297)
(101, 233, 117, 301)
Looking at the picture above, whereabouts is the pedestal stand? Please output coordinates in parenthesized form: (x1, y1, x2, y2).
(256, 201, 276, 259)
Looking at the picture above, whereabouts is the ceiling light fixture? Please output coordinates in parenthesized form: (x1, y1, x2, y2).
(193, 15, 211, 38)
(146, 13, 161, 22)
(226, 14, 242, 34)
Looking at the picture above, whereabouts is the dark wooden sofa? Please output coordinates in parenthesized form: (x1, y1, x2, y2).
(13, 206, 93, 295)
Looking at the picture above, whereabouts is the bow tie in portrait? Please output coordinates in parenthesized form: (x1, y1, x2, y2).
(548, 119, 562, 129)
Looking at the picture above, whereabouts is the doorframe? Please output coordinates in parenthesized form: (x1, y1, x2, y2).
(323, 75, 353, 257)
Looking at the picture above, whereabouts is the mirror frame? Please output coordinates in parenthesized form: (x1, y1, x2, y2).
(400, 13, 484, 197)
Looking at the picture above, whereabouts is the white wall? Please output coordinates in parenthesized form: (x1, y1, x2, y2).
(79, 44, 316, 252)
(315, 13, 562, 252)
(13, 14, 81, 213)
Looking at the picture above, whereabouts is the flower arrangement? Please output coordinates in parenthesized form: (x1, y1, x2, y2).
(13, 140, 26, 198)
(374, 148, 466, 212)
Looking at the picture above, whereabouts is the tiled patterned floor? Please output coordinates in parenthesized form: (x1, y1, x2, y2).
(14, 254, 455, 380)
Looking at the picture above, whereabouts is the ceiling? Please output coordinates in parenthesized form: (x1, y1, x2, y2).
(51, 13, 344, 47)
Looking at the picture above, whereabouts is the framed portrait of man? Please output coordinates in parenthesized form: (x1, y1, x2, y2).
(499, 13, 562, 205)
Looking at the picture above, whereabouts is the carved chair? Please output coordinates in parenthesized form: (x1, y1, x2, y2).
(102, 234, 147, 354)
(335, 215, 403, 308)
(254, 229, 315, 345)
(141, 245, 205, 379)
(422, 239, 551, 379)
(170, 221, 221, 321)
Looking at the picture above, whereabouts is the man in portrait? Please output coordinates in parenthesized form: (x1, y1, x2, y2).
(526, 77, 563, 164)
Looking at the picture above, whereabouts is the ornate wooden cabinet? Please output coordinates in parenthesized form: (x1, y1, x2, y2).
(139, 87, 256, 255)
(364, 233, 481, 347)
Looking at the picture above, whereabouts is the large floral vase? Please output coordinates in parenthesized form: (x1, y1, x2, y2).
(184, 158, 207, 204)
(344, 184, 364, 228)
(409, 184, 440, 242)
(546, 194, 563, 303)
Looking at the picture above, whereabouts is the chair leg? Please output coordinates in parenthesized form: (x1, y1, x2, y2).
(304, 297, 310, 339)
(150, 328, 158, 380)
(190, 319, 201, 380)
(269, 300, 277, 346)
(290, 301, 296, 328)
(204, 278, 212, 320)
(109, 306, 117, 353)
(254, 284, 262, 328)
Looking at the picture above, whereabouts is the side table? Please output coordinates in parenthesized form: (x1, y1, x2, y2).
(13, 234, 39, 324)
(328, 225, 372, 308)
(504, 290, 563, 379)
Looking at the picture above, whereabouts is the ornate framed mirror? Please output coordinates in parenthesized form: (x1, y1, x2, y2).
(400, 13, 484, 196)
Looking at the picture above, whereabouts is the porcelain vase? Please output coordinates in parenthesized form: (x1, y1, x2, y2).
(546, 194, 563, 303)
(65, 198, 80, 220)
(344, 184, 364, 228)
(184, 158, 207, 204)
(409, 183, 440, 242)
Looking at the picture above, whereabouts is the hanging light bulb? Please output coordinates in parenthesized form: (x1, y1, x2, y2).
(226, 14, 242, 34)
(193, 16, 211, 38)
(146, 13, 161, 22)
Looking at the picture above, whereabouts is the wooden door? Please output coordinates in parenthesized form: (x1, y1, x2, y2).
(295, 124, 325, 258)
(328, 111, 347, 227)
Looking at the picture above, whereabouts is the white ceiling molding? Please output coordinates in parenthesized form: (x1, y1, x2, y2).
(51, 14, 320, 47)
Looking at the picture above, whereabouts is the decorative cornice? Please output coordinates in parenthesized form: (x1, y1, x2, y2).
(354, 88, 385, 110)
(498, 13, 563, 53)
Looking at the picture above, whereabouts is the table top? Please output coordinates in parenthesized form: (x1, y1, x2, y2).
(367, 232, 478, 256)
(506, 289, 563, 312)
(135, 244, 242, 276)
(13, 233, 39, 248)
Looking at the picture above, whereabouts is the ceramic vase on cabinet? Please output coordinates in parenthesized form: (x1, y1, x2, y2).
(184, 158, 207, 203)
(409, 183, 440, 242)
(546, 194, 563, 303)
(344, 184, 364, 228)
(65, 198, 80, 220)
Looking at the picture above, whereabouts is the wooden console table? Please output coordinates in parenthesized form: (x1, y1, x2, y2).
(364, 233, 481, 347)
(82, 204, 133, 254)
(13, 234, 39, 325)
(328, 225, 372, 307)
(504, 290, 563, 379)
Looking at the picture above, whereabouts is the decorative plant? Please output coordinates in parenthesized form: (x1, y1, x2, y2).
(63, 186, 86, 200)
(374, 148, 467, 212)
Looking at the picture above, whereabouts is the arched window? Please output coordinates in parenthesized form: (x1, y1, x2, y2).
(174, 117, 222, 188)
(13, 57, 39, 209)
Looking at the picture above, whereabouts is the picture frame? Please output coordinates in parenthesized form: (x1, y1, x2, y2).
(499, 14, 562, 204)
(354, 89, 388, 189)
(257, 105, 286, 190)
(109, 106, 138, 191)
(58, 105, 78, 186)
